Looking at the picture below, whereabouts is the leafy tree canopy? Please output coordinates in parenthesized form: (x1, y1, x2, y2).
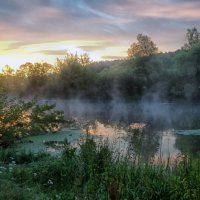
(182, 28, 200, 50)
(55, 52, 91, 72)
(16, 62, 54, 78)
(128, 34, 158, 58)
(1, 65, 15, 76)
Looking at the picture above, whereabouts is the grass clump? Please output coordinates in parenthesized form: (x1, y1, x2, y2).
(0, 137, 200, 199)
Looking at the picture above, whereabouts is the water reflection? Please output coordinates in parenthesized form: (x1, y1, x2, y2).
(82, 120, 200, 162)
(18, 118, 200, 163)
(83, 121, 182, 163)
(127, 127, 160, 162)
(175, 134, 200, 155)
(83, 121, 129, 154)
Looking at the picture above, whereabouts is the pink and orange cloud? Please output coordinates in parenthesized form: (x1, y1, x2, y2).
(0, 0, 199, 70)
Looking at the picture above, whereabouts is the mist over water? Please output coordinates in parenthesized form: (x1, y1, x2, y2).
(18, 98, 200, 161)
(39, 98, 200, 129)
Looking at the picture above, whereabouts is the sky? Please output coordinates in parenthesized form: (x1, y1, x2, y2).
(0, 0, 200, 70)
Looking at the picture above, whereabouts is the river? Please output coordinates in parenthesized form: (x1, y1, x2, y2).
(17, 100, 200, 163)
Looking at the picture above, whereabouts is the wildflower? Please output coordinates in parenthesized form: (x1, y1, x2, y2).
(48, 179, 53, 185)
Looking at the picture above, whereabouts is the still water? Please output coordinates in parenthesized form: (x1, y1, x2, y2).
(18, 100, 200, 162)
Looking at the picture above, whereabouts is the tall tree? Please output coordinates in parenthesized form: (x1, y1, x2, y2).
(182, 28, 200, 50)
(128, 34, 158, 58)
(0, 65, 15, 93)
(1, 65, 15, 76)
(15, 62, 54, 94)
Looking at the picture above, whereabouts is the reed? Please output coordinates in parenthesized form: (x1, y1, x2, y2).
(0, 137, 200, 199)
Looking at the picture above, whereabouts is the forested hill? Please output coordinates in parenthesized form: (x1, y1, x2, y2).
(1, 29, 200, 102)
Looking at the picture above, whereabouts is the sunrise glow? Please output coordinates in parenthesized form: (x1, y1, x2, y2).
(0, 0, 200, 70)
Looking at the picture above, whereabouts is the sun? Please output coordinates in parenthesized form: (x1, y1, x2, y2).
(0, 39, 128, 71)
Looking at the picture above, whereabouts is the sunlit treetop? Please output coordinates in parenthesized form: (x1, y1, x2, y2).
(127, 34, 158, 58)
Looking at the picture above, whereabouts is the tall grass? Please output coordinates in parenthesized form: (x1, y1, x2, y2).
(0, 138, 200, 199)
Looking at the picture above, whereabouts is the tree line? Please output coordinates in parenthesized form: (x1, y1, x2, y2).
(1, 28, 200, 101)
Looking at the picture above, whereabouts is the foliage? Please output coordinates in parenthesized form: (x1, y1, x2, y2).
(55, 52, 92, 71)
(0, 65, 16, 93)
(30, 103, 65, 133)
(168, 43, 200, 99)
(1, 65, 15, 76)
(52, 56, 96, 98)
(16, 62, 54, 78)
(0, 94, 65, 147)
(0, 179, 37, 200)
(0, 138, 200, 199)
(1, 29, 200, 101)
(127, 34, 158, 58)
(182, 28, 200, 50)
(15, 62, 54, 95)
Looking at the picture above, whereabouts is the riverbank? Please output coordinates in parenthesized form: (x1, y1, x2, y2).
(0, 137, 200, 200)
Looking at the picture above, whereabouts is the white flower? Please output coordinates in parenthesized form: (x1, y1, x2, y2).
(48, 179, 53, 185)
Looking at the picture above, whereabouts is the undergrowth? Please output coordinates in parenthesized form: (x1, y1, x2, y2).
(0, 138, 200, 200)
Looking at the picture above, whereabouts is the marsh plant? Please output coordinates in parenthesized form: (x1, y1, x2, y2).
(0, 137, 200, 200)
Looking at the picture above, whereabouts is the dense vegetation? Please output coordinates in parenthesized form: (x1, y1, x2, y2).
(0, 93, 65, 147)
(0, 138, 200, 200)
(0, 28, 200, 101)
(1, 28, 200, 199)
